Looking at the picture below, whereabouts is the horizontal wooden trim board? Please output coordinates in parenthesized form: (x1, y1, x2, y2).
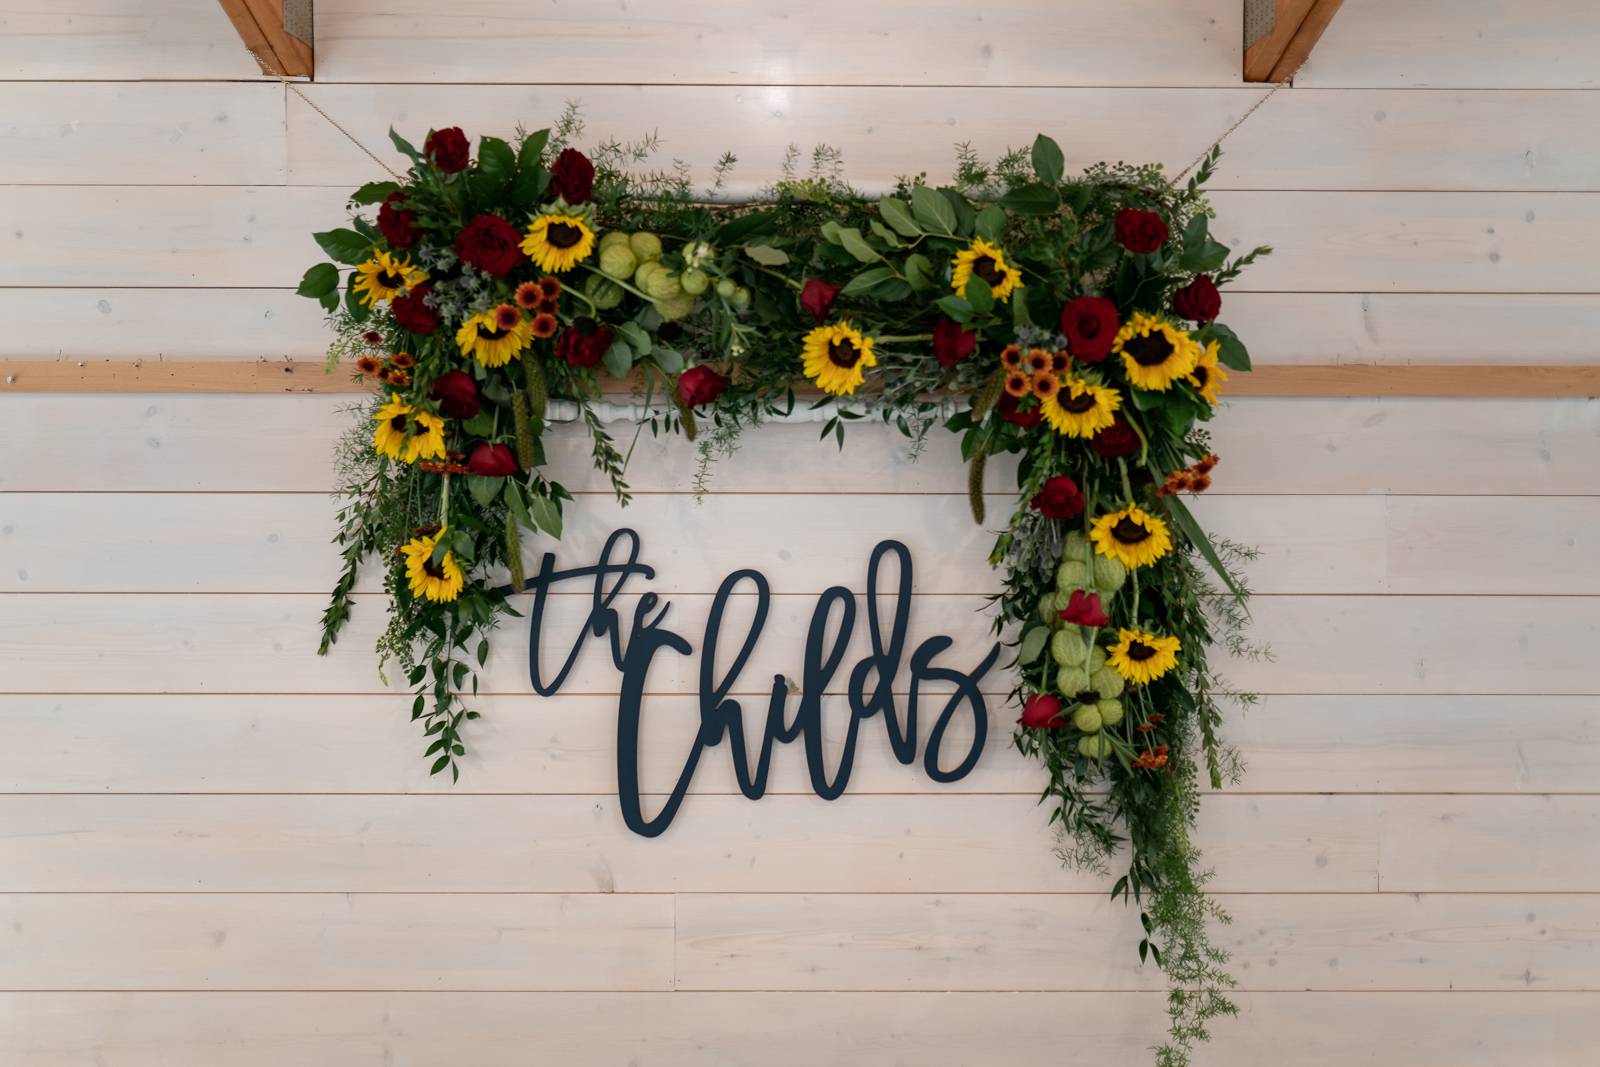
(3, 360, 1598, 398)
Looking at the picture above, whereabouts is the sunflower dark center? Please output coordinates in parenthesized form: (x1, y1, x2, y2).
(1123, 332, 1175, 367)
(377, 271, 405, 288)
(477, 324, 509, 340)
(1112, 516, 1151, 544)
(1191, 365, 1209, 386)
(388, 415, 407, 431)
(422, 558, 445, 579)
(1061, 391, 1097, 414)
(828, 338, 862, 369)
(545, 222, 583, 249)
(971, 255, 1005, 287)
(1125, 640, 1157, 662)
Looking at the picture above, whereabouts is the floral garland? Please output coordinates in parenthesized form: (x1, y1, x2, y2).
(303, 114, 1266, 1065)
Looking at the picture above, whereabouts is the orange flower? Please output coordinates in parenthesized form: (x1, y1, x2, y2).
(355, 354, 382, 377)
(514, 281, 543, 309)
(1004, 371, 1031, 398)
(530, 312, 559, 339)
(1031, 375, 1060, 401)
(1024, 347, 1052, 376)
(1050, 350, 1071, 376)
(389, 352, 415, 369)
(1132, 744, 1170, 770)
(386, 368, 412, 387)
(536, 276, 562, 301)
(999, 344, 1023, 370)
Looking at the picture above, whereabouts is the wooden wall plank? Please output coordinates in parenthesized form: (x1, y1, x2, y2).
(0, 290, 323, 360)
(310, 0, 1241, 87)
(7, 693, 1599, 796)
(1380, 797, 1600, 892)
(2, 990, 1596, 1067)
(4, 397, 1597, 496)
(0, 794, 1380, 893)
(0, 0, 266, 80)
(0, 893, 674, 990)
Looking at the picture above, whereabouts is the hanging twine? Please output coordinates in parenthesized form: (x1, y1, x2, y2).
(1171, 80, 1287, 185)
(249, 52, 403, 180)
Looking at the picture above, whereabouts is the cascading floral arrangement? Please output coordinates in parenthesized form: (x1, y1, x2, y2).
(302, 113, 1266, 1065)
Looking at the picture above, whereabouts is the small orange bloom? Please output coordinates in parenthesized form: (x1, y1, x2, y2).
(1031, 375, 1060, 401)
(1024, 347, 1052, 375)
(530, 312, 559, 339)
(493, 303, 522, 331)
(514, 281, 543, 309)
(389, 352, 415, 369)
(1132, 744, 1170, 770)
(536, 276, 562, 301)
(1050, 350, 1071, 376)
(538, 297, 560, 315)
(355, 354, 383, 377)
(1004, 371, 1031, 398)
(999, 344, 1023, 370)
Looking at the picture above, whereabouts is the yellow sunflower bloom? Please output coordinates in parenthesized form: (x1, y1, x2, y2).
(1041, 378, 1122, 438)
(1107, 627, 1181, 685)
(521, 213, 596, 273)
(1112, 311, 1201, 391)
(801, 321, 877, 396)
(950, 237, 1022, 303)
(401, 528, 466, 603)
(1186, 339, 1229, 406)
(456, 303, 533, 367)
(372, 394, 447, 464)
(1090, 503, 1173, 569)
(352, 251, 427, 307)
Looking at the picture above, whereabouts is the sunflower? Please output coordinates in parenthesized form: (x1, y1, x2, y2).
(1107, 628, 1182, 685)
(401, 528, 466, 603)
(1111, 312, 1201, 391)
(801, 321, 877, 396)
(1090, 503, 1173, 569)
(1186, 339, 1229, 405)
(456, 303, 533, 367)
(529, 311, 558, 339)
(1041, 378, 1122, 438)
(521, 213, 596, 273)
(372, 394, 447, 464)
(1004, 371, 1031, 398)
(352, 251, 427, 307)
(950, 237, 1022, 302)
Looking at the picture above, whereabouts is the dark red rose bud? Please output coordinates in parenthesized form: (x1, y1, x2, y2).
(454, 213, 524, 279)
(676, 365, 729, 409)
(1092, 414, 1141, 458)
(1060, 589, 1110, 628)
(1019, 693, 1065, 729)
(931, 318, 977, 368)
(390, 283, 437, 335)
(997, 393, 1043, 429)
(1114, 208, 1169, 254)
(556, 316, 615, 368)
(799, 278, 842, 323)
(465, 442, 519, 477)
(429, 369, 479, 419)
(423, 127, 470, 173)
(1172, 274, 1221, 323)
(377, 192, 418, 249)
(1030, 475, 1086, 521)
(1058, 296, 1119, 363)
(548, 148, 596, 204)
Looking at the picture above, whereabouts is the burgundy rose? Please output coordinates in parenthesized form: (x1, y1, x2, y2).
(1092, 414, 1141, 458)
(997, 393, 1042, 429)
(931, 319, 977, 368)
(377, 192, 418, 249)
(1018, 693, 1065, 729)
(423, 127, 470, 173)
(1030, 475, 1086, 521)
(556, 316, 615, 368)
(799, 278, 841, 323)
(1114, 208, 1169, 254)
(1172, 274, 1221, 323)
(677, 365, 729, 409)
(465, 442, 519, 477)
(430, 370, 479, 419)
(1060, 590, 1110, 628)
(390, 283, 437, 335)
(454, 214, 524, 279)
(1059, 296, 1119, 363)
(549, 148, 595, 204)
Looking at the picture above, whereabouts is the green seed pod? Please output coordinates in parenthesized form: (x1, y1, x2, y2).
(633, 260, 663, 290)
(731, 285, 751, 309)
(1055, 559, 1089, 591)
(1072, 703, 1103, 733)
(1092, 666, 1125, 700)
(1050, 628, 1088, 667)
(1051, 590, 1076, 615)
(1096, 698, 1124, 727)
(1063, 530, 1091, 558)
(584, 276, 624, 310)
(1078, 734, 1111, 759)
(715, 278, 737, 299)
(1089, 646, 1108, 672)
(505, 507, 525, 593)
(653, 292, 696, 321)
(680, 267, 710, 295)
(1037, 592, 1058, 625)
(599, 244, 637, 279)
(599, 231, 632, 253)
(629, 231, 663, 262)
(1056, 665, 1091, 696)
(1094, 555, 1128, 593)
(645, 270, 683, 301)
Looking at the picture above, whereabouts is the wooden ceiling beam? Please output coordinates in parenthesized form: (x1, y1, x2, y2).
(216, 0, 313, 79)
(1245, 0, 1345, 83)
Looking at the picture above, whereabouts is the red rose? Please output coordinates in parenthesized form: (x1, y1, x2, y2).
(799, 279, 841, 323)
(997, 393, 1042, 429)
(430, 369, 479, 419)
(1172, 274, 1221, 323)
(549, 148, 595, 204)
(1114, 208, 1169, 254)
(931, 319, 977, 368)
(377, 192, 418, 249)
(1092, 414, 1141, 458)
(1060, 590, 1110, 628)
(465, 442, 519, 477)
(1030, 475, 1086, 521)
(390, 284, 437, 335)
(557, 316, 615, 368)
(454, 214, 524, 278)
(1059, 296, 1119, 363)
(1019, 693, 1065, 729)
(424, 127, 470, 173)
(677, 365, 729, 409)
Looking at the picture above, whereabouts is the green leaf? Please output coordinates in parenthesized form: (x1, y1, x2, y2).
(461, 411, 495, 437)
(503, 480, 532, 530)
(868, 220, 903, 248)
(935, 294, 973, 322)
(974, 204, 1007, 243)
(1181, 235, 1230, 273)
(530, 495, 563, 540)
(877, 197, 922, 238)
(509, 164, 550, 211)
(349, 181, 401, 206)
(910, 185, 956, 234)
(467, 474, 501, 508)
(840, 266, 894, 296)
(296, 262, 340, 299)
(313, 229, 374, 265)
(1031, 133, 1065, 185)
(940, 188, 976, 236)
(388, 127, 421, 163)
(476, 135, 516, 185)
(651, 345, 685, 374)
(963, 276, 994, 315)
(616, 320, 652, 356)
(999, 183, 1060, 216)
(603, 338, 635, 378)
(318, 289, 339, 313)
(1165, 495, 1248, 602)
(517, 128, 550, 169)
(903, 253, 934, 291)
(1018, 625, 1048, 665)
(838, 227, 880, 264)
(343, 274, 370, 323)
(1209, 322, 1252, 371)
(716, 210, 775, 244)
(743, 242, 790, 266)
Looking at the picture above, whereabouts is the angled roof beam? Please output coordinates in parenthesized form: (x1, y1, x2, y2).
(1245, 0, 1344, 82)
(216, 0, 313, 79)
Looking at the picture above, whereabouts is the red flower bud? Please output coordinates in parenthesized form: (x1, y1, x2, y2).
(676, 365, 729, 409)
(1060, 590, 1110, 628)
(429, 370, 479, 419)
(1030, 475, 1086, 521)
(423, 127, 470, 173)
(799, 279, 841, 323)
(465, 442, 519, 477)
(1114, 208, 1169, 254)
(1091, 414, 1140, 458)
(1058, 296, 1119, 363)
(1019, 693, 1065, 729)
(931, 318, 977, 368)
(548, 148, 596, 204)
(1172, 274, 1221, 323)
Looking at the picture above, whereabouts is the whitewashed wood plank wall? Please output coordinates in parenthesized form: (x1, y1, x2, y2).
(0, 1, 1597, 1064)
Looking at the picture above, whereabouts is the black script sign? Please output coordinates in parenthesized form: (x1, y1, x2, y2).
(516, 528, 1002, 837)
